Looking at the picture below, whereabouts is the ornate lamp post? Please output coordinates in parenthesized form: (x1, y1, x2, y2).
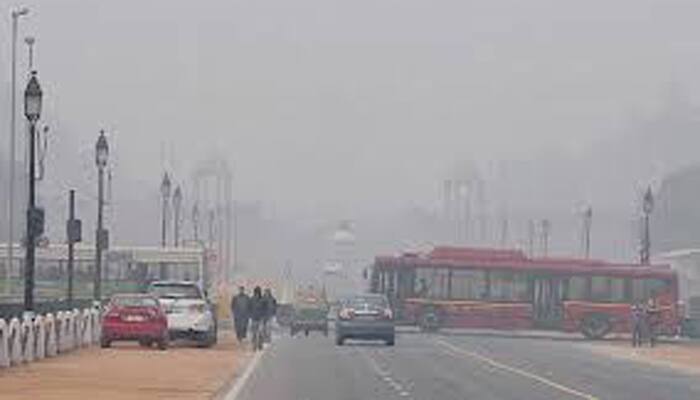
(173, 186, 182, 247)
(94, 130, 109, 301)
(160, 172, 172, 279)
(640, 187, 654, 265)
(23, 70, 42, 312)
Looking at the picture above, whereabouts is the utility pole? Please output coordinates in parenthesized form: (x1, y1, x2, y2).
(541, 219, 550, 257)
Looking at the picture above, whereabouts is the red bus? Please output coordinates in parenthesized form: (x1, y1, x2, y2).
(371, 246, 680, 339)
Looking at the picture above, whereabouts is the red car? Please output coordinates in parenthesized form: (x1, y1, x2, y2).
(101, 294, 169, 350)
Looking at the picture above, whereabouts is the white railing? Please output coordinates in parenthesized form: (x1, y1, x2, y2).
(0, 308, 101, 369)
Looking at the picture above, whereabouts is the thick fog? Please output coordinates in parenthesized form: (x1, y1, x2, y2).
(2, 0, 700, 278)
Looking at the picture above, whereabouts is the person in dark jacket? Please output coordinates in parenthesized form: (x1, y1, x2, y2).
(231, 286, 250, 342)
(262, 288, 278, 343)
(248, 286, 267, 350)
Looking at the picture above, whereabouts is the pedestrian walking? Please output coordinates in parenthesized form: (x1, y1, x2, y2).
(646, 296, 660, 348)
(248, 286, 268, 351)
(231, 286, 250, 342)
(631, 301, 645, 347)
(262, 288, 278, 343)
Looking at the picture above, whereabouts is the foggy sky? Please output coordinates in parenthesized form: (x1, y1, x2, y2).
(3, 0, 700, 255)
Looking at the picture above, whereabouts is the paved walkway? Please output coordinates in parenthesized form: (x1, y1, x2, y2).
(0, 332, 249, 400)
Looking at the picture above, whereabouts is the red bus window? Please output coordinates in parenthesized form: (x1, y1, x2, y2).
(490, 271, 529, 301)
(591, 277, 626, 302)
(632, 278, 670, 301)
(567, 276, 589, 300)
(450, 270, 487, 300)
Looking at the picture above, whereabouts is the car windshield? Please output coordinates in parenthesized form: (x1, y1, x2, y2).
(149, 284, 201, 299)
(347, 296, 387, 309)
(111, 296, 158, 308)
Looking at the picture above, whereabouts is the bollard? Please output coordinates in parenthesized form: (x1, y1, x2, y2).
(45, 313, 57, 357)
(82, 309, 93, 346)
(65, 312, 75, 351)
(72, 309, 81, 350)
(56, 311, 65, 353)
(8, 318, 22, 365)
(92, 308, 102, 344)
(59, 312, 72, 352)
(21, 316, 35, 363)
(34, 315, 46, 360)
(0, 319, 9, 368)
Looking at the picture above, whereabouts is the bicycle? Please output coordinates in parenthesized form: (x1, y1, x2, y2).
(250, 319, 264, 351)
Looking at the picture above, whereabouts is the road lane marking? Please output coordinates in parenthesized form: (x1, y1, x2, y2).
(436, 339, 599, 400)
(223, 349, 265, 400)
(362, 349, 414, 400)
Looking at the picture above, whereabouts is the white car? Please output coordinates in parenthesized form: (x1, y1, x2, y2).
(147, 281, 218, 347)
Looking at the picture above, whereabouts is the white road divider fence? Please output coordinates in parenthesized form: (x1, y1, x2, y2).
(0, 307, 101, 369)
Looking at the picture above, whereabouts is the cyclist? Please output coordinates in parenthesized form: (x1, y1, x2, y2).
(248, 286, 268, 351)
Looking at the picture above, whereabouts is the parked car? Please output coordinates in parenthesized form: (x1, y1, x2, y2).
(147, 281, 217, 347)
(335, 293, 395, 346)
(101, 293, 169, 350)
(290, 304, 329, 337)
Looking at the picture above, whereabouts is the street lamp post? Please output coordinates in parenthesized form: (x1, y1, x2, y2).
(160, 172, 171, 279)
(173, 186, 182, 247)
(7, 7, 29, 295)
(640, 187, 654, 265)
(94, 130, 109, 302)
(583, 206, 593, 259)
(23, 70, 42, 312)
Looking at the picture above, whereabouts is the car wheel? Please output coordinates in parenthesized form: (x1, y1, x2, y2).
(386, 336, 395, 346)
(157, 337, 169, 350)
(304, 329, 309, 337)
(100, 338, 111, 348)
(335, 335, 344, 346)
(139, 339, 152, 348)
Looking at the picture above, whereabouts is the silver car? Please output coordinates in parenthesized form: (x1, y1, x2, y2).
(335, 294, 395, 346)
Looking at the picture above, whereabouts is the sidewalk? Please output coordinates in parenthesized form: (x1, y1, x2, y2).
(585, 339, 700, 375)
(0, 332, 251, 400)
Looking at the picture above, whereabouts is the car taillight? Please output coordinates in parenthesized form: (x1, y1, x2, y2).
(105, 310, 121, 321)
(382, 308, 394, 320)
(339, 308, 354, 320)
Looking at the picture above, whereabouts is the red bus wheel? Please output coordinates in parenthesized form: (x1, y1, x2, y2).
(581, 313, 612, 340)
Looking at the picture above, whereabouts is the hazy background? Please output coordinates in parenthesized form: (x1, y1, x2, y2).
(2, 0, 700, 279)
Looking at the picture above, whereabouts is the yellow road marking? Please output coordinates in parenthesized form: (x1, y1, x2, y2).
(436, 339, 599, 400)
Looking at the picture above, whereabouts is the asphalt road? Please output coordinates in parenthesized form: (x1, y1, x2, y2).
(234, 331, 700, 400)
